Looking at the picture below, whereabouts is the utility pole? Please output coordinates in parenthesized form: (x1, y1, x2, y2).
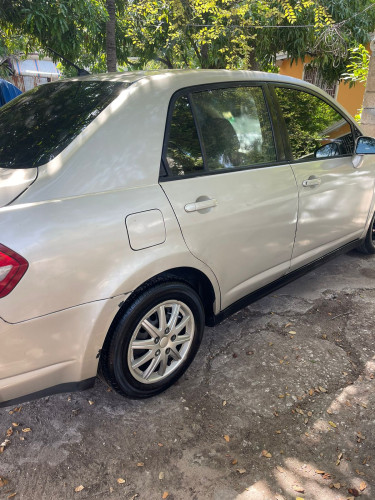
(361, 35, 375, 137)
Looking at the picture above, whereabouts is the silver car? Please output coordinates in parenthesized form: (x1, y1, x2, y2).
(1, 69, 375, 406)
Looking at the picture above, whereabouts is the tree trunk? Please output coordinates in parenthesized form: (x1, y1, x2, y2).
(248, 48, 259, 71)
(106, 0, 117, 72)
(361, 37, 375, 137)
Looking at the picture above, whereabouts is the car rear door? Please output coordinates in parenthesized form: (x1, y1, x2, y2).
(160, 83, 298, 310)
(271, 85, 374, 270)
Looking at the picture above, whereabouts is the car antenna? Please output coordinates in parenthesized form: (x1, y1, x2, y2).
(46, 47, 90, 76)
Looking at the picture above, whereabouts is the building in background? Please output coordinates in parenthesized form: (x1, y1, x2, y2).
(6, 53, 60, 92)
(276, 53, 366, 119)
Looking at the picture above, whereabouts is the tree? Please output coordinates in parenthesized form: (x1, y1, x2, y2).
(0, 0, 374, 79)
(256, 0, 375, 83)
(124, 0, 375, 82)
(0, 0, 110, 72)
(106, 0, 117, 71)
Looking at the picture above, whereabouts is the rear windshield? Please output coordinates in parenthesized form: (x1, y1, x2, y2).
(0, 80, 128, 168)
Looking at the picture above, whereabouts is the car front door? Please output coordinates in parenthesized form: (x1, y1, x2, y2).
(272, 85, 375, 270)
(160, 84, 298, 310)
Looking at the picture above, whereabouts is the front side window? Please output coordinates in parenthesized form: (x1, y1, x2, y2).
(191, 86, 276, 171)
(274, 87, 355, 161)
(0, 80, 128, 169)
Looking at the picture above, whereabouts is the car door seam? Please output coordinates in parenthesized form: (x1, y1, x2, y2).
(158, 183, 222, 310)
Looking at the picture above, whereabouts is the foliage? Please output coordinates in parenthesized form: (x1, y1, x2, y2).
(124, 0, 375, 84)
(0, 0, 374, 81)
(342, 44, 370, 85)
(354, 107, 363, 123)
(0, 0, 109, 73)
(256, 1, 375, 84)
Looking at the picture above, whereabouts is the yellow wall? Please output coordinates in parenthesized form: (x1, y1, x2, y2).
(278, 57, 365, 119)
(336, 80, 365, 118)
(279, 58, 305, 79)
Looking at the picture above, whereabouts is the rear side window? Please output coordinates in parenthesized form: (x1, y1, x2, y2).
(191, 86, 276, 171)
(274, 87, 355, 161)
(166, 95, 204, 176)
(165, 85, 276, 178)
(0, 80, 128, 168)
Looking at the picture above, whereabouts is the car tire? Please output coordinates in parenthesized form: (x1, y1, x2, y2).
(99, 280, 205, 398)
(357, 212, 375, 254)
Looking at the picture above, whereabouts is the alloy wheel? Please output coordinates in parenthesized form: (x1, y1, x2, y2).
(127, 300, 195, 384)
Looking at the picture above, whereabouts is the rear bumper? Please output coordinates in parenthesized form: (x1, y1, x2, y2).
(0, 294, 129, 407)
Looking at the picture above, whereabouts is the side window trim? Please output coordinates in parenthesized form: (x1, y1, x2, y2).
(263, 84, 287, 162)
(267, 85, 293, 162)
(269, 82, 357, 163)
(160, 82, 288, 182)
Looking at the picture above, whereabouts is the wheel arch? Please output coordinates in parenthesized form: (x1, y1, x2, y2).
(109, 267, 217, 339)
(99, 266, 218, 365)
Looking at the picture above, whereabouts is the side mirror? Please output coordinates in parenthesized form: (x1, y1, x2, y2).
(315, 142, 340, 158)
(355, 136, 375, 155)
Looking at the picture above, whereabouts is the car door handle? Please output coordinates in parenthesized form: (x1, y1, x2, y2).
(302, 177, 321, 187)
(184, 199, 218, 212)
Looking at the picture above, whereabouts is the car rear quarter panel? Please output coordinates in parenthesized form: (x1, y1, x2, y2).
(0, 185, 220, 323)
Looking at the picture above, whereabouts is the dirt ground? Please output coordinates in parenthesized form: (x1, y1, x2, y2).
(1, 251, 375, 500)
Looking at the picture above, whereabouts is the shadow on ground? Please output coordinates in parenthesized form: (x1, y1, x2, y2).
(1, 251, 374, 500)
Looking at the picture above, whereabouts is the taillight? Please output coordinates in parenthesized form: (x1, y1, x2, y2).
(0, 244, 28, 298)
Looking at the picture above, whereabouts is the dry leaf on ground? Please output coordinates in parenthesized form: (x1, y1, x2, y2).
(117, 478, 125, 484)
(223, 435, 230, 442)
(162, 492, 169, 499)
(0, 478, 9, 487)
(348, 487, 360, 497)
(159, 472, 165, 480)
(8, 407, 22, 415)
(359, 481, 367, 491)
(261, 450, 272, 458)
(292, 485, 304, 493)
(0, 439, 10, 454)
(137, 462, 144, 467)
(74, 485, 84, 493)
(237, 469, 246, 474)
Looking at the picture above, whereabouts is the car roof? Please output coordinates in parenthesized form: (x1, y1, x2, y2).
(64, 68, 357, 130)
(65, 68, 308, 88)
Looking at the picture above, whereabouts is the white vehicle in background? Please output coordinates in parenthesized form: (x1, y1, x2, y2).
(1, 69, 375, 406)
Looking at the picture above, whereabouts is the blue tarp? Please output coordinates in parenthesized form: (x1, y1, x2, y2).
(0, 79, 22, 106)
